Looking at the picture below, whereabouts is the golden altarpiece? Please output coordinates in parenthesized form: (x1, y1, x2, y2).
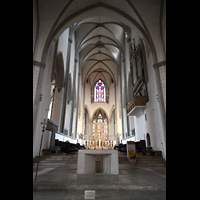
(83, 109, 116, 149)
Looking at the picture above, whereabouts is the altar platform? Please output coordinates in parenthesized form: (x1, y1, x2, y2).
(33, 153, 166, 200)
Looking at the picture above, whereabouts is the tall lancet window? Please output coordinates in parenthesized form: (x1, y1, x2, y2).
(94, 80, 106, 102)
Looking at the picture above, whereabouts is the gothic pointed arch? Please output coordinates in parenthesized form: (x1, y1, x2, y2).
(92, 107, 109, 121)
(109, 104, 115, 120)
(84, 104, 92, 121)
(41, 2, 159, 65)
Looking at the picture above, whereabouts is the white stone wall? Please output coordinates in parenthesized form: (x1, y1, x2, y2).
(128, 116, 135, 137)
(57, 28, 69, 75)
(51, 89, 63, 124)
(33, 43, 56, 158)
(122, 39, 166, 160)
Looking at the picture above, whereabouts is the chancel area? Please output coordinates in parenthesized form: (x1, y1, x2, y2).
(33, 0, 166, 198)
(33, 0, 166, 161)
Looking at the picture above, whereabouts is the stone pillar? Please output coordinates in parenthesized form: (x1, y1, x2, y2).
(69, 59, 78, 137)
(120, 55, 130, 139)
(153, 60, 166, 160)
(51, 88, 63, 124)
(59, 37, 72, 133)
(33, 60, 48, 158)
(33, 62, 41, 106)
(119, 71, 124, 139)
(74, 72, 81, 137)
(116, 132, 119, 146)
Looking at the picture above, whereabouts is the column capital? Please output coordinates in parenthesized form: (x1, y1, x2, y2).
(153, 60, 166, 69)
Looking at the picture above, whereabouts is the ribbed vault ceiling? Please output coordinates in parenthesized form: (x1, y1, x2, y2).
(75, 16, 129, 89)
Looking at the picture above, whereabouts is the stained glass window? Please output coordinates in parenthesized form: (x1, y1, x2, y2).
(94, 80, 106, 102)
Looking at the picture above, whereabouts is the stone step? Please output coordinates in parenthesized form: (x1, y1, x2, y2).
(33, 162, 67, 166)
(137, 156, 166, 167)
(118, 157, 129, 163)
(33, 183, 166, 191)
(136, 156, 166, 166)
(118, 155, 166, 166)
(34, 156, 77, 159)
(34, 160, 77, 164)
(33, 155, 78, 163)
(118, 159, 128, 162)
(40, 160, 77, 162)
(137, 160, 165, 164)
(137, 159, 164, 162)
(42, 157, 77, 161)
(136, 163, 166, 167)
(34, 155, 78, 159)
(138, 156, 163, 159)
(118, 160, 128, 162)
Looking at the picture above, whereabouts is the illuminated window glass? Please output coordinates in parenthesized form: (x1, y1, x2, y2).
(94, 80, 106, 102)
(97, 113, 103, 123)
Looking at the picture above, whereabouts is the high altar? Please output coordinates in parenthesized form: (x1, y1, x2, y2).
(84, 122, 115, 149)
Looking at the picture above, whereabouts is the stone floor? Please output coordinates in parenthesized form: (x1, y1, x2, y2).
(33, 154, 166, 200)
(33, 190, 166, 200)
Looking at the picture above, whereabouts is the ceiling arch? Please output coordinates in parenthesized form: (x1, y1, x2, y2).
(41, 2, 158, 65)
(82, 60, 117, 86)
(79, 43, 120, 69)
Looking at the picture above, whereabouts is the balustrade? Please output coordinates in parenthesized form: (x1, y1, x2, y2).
(127, 96, 148, 116)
